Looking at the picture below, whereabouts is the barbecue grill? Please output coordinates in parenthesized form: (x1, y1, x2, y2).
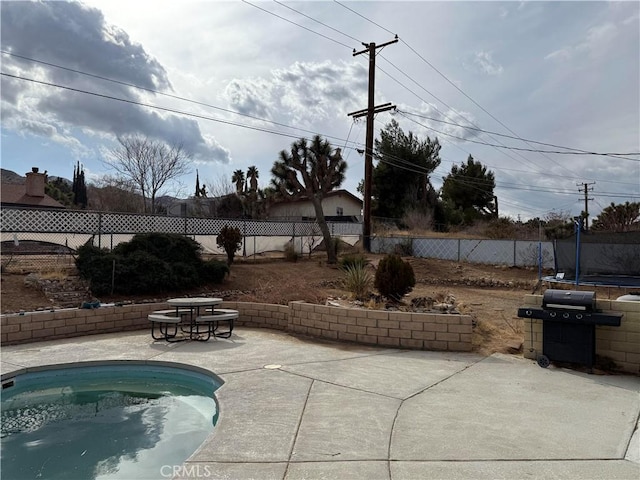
(518, 289, 623, 370)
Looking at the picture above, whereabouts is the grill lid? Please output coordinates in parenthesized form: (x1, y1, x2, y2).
(542, 290, 596, 311)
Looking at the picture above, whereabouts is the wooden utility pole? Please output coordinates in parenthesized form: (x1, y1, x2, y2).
(577, 182, 595, 231)
(348, 37, 397, 252)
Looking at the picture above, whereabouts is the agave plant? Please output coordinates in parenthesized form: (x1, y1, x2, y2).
(342, 263, 373, 301)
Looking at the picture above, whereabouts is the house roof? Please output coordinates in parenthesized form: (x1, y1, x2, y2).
(273, 189, 363, 206)
(0, 184, 65, 209)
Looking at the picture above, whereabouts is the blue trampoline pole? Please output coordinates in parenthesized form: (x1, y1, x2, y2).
(574, 219, 581, 287)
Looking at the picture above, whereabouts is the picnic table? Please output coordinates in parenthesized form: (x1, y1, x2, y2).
(149, 297, 237, 341)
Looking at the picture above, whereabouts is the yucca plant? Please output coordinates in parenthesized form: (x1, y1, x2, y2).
(342, 263, 373, 300)
(339, 253, 368, 270)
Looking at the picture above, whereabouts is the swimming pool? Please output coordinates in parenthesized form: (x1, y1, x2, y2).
(1, 361, 222, 480)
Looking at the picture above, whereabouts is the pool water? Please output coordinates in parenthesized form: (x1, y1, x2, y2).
(1, 363, 221, 480)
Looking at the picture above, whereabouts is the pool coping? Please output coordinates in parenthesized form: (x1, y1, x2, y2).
(1, 328, 639, 480)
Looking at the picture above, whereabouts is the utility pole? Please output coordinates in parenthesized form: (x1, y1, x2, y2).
(577, 182, 595, 231)
(348, 37, 398, 252)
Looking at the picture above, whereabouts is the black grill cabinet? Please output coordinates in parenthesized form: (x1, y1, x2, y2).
(518, 290, 623, 370)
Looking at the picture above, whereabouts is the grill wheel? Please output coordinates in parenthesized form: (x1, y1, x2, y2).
(536, 354, 551, 368)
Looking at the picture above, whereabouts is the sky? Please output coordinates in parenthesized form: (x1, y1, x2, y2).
(1, 0, 639, 222)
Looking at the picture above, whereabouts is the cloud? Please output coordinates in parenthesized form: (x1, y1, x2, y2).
(0, 1, 230, 163)
(222, 60, 368, 127)
(474, 51, 504, 76)
(463, 51, 503, 76)
(544, 22, 619, 61)
(224, 79, 272, 119)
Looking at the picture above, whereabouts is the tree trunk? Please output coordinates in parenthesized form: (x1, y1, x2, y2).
(311, 195, 337, 264)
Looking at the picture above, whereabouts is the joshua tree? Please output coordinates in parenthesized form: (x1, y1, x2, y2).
(271, 135, 346, 264)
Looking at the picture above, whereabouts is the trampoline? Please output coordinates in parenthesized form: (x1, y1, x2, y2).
(542, 226, 640, 290)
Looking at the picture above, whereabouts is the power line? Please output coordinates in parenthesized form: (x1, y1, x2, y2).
(367, 116, 640, 201)
(398, 109, 640, 160)
(331, 1, 609, 178)
(373, 56, 576, 177)
(241, 0, 353, 50)
(272, 0, 363, 45)
(1, 72, 365, 149)
(397, 111, 640, 161)
(256, 0, 555, 177)
(0, 50, 354, 148)
(10, 50, 631, 198)
(332, 0, 396, 36)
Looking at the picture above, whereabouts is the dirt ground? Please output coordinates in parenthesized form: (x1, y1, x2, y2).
(0, 254, 545, 355)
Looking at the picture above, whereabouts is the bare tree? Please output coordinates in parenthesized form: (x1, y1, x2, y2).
(88, 175, 142, 213)
(271, 135, 346, 264)
(105, 135, 191, 214)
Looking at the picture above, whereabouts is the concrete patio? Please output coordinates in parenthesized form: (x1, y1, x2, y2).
(2, 327, 639, 479)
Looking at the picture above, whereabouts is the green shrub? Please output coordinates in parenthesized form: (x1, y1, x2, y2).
(340, 253, 368, 270)
(75, 240, 116, 295)
(170, 262, 200, 290)
(374, 254, 415, 301)
(216, 225, 243, 265)
(343, 264, 372, 300)
(284, 242, 299, 262)
(114, 233, 202, 266)
(117, 250, 173, 294)
(75, 233, 229, 296)
(75, 240, 108, 278)
(200, 259, 229, 284)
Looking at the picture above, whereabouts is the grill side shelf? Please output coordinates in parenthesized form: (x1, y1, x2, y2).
(517, 307, 623, 326)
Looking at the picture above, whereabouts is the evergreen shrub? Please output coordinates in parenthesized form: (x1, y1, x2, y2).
(75, 233, 227, 297)
(216, 225, 243, 265)
(114, 233, 201, 266)
(117, 250, 173, 294)
(200, 260, 230, 284)
(374, 254, 415, 301)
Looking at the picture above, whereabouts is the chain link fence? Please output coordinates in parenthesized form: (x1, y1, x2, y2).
(371, 235, 555, 268)
(1, 207, 560, 274)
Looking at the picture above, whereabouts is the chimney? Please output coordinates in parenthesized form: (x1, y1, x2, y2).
(25, 167, 46, 197)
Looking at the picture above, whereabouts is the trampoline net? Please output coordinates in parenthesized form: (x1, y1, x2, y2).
(553, 231, 640, 286)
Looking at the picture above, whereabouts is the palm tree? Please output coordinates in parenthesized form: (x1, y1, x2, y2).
(231, 169, 245, 194)
(247, 166, 259, 192)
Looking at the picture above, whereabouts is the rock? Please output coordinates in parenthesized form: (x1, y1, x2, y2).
(411, 296, 434, 309)
(507, 341, 523, 354)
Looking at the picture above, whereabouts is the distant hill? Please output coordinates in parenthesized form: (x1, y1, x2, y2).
(1, 168, 25, 185)
(1, 168, 71, 186)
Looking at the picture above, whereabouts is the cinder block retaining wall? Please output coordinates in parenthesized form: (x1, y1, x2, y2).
(1, 301, 473, 352)
(287, 301, 473, 351)
(521, 294, 640, 374)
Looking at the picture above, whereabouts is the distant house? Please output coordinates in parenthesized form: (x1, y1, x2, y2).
(268, 189, 362, 222)
(165, 194, 245, 218)
(0, 168, 65, 209)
